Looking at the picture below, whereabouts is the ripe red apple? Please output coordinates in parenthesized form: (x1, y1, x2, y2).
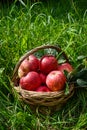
(19, 71, 41, 91)
(46, 70, 66, 91)
(18, 55, 39, 78)
(39, 73, 46, 84)
(36, 85, 51, 92)
(18, 59, 30, 78)
(28, 55, 39, 72)
(57, 62, 73, 73)
(40, 55, 58, 74)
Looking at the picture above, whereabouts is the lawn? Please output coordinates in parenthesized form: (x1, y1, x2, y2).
(0, 0, 87, 129)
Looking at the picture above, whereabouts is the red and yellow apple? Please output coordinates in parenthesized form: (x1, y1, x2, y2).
(19, 71, 41, 91)
(40, 55, 58, 74)
(46, 70, 66, 91)
(57, 62, 73, 73)
(18, 59, 30, 78)
(18, 55, 39, 78)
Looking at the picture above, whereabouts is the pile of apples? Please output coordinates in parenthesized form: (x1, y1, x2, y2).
(18, 54, 73, 92)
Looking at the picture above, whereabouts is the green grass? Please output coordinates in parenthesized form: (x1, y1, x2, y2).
(0, 0, 87, 129)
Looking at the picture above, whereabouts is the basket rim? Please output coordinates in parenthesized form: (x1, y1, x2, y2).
(13, 83, 74, 97)
(13, 83, 75, 107)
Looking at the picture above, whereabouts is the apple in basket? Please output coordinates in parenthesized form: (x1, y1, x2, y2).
(27, 55, 39, 71)
(18, 59, 30, 78)
(39, 73, 46, 85)
(18, 55, 39, 78)
(57, 62, 73, 73)
(19, 71, 41, 91)
(36, 85, 51, 92)
(40, 55, 58, 74)
(46, 70, 66, 91)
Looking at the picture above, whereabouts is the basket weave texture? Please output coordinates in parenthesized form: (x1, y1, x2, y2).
(12, 45, 74, 114)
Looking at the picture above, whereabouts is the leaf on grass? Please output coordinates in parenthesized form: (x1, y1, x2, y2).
(0, 68, 5, 76)
(70, 68, 87, 82)
(76, 79, 87, 87)
(75, 68, 87, 81)
(77, 55, 87, 61)
(67, 68, 87, 88)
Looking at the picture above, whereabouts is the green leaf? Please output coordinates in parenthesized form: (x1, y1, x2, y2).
(76, 79, 87, 87)
(77, 55, 87, 61)
(70, 68, 87, 82)
(0, 68, 5, 76)
(58, 58, 66, 64)
(75, 68, 87, 81)
(68, 68, 87, 88)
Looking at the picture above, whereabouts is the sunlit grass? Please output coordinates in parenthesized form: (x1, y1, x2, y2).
(0, 0, 87, 129)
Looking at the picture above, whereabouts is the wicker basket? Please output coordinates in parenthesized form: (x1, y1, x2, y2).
(12, 45, 74, 114)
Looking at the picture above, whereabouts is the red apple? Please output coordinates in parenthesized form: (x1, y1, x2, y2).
(28, 55, 39, 72)
(18, 55, 39, 78)
(39, 73, 46, 84)
(57, 62, 73, 73)
(40, 55, 58, 74)
(46, 70, 66, 91)
(18, 59, 30, 78)
(19, 71, 41, 91)
(36, 85, 51, 92)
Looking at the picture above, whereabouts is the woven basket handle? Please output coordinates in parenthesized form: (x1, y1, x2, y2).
(12, 45, 69, 82)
